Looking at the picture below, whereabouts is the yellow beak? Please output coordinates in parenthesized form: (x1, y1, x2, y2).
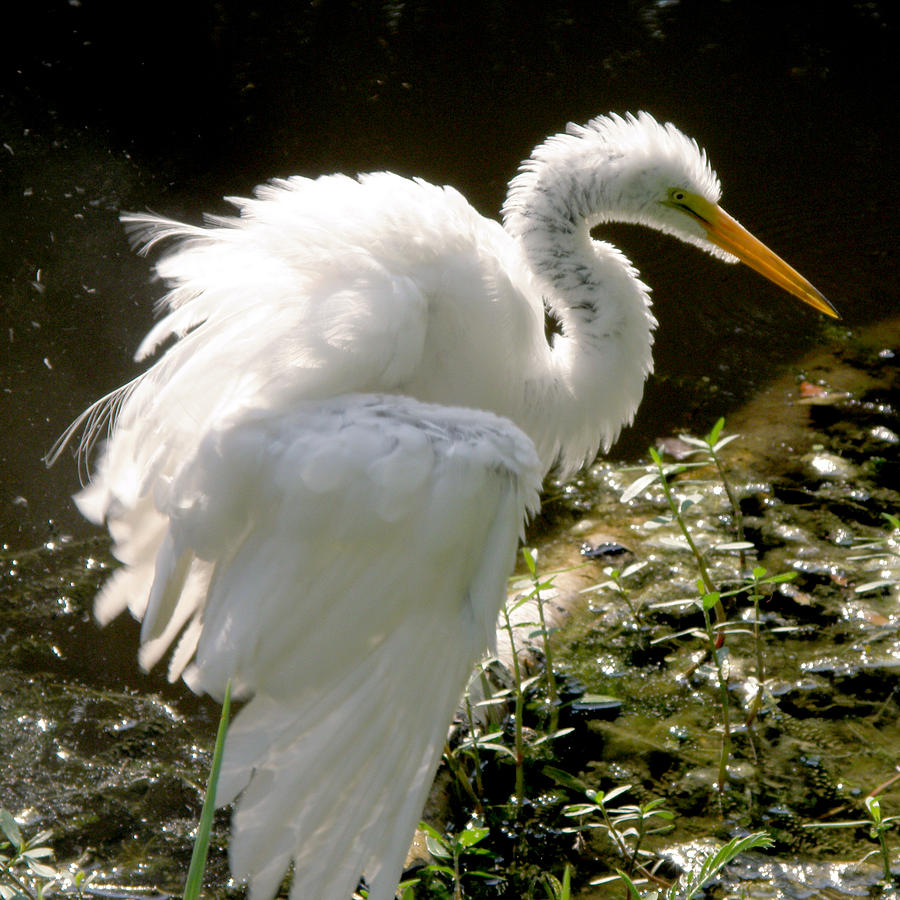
(673, 192, 839, 319)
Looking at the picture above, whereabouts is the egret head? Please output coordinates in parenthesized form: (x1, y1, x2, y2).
(516, 111, 839, 319)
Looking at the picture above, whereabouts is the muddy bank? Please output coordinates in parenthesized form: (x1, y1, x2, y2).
(501, 315, 900, 897)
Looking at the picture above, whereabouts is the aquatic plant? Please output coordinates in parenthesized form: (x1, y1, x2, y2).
(416, 819, 497, 900)
(616, 832, 773, 899)
(804, 773, 900, 887)
(0, 809, 59, 900)
(560, 784, 674, 880)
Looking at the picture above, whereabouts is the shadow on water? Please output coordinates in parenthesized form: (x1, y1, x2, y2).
(1, 0, 898, 896)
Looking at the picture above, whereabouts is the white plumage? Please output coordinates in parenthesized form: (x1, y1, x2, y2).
(147, 396, 540, 900)
(52, 112, 834, 900)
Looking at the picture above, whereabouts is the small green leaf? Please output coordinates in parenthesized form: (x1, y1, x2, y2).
(532, 727, 575, 746)
(562, 804, 600, 818)
(424, 863, 455, 876)
(507, 592, 533, 613)
(424, 834, 450, 859)
(712, 433, 741, 452)
(457, 825, 490, 849)
(26, 860, 57, 879)
(855, 580, 895, 594)
(621, 471, 660, 503)
(761, 571, 797, 584)
(577, 692, 622, 705)
(599, 784, 632, 805)
(522, 547, 538, 575)
(0, 810, 22, 851)
(714, 541, 755, 551)
(865, 796, 883, 824)
(542, 766, 587, 792)
(680, 432, 710, 447)
(707, 417, 726, 445)
(28, 831, 53, 848)
(881, 512, 900, 531)
(473, 741, 517, 759)
(560, 864, 571, 900)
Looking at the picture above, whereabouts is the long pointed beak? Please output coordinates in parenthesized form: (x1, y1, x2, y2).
(703, 204, 840, 319)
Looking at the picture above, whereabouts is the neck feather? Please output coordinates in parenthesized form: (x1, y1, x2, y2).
(502, 138, 657, 474)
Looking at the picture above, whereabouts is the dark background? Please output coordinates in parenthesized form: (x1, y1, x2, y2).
(2, 0, 897, 548)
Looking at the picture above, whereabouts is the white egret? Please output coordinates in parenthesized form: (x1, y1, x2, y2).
(52, 112, 836, 900)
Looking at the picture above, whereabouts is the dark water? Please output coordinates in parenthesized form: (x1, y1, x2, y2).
(1, 1, 897, 546)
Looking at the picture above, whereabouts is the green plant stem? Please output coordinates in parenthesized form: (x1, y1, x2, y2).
(700, 602, 731, 793)
(651, 450, 725, 627)
(708, 448, 746, 571)
(502, 605, 526, 812)
(745, 577, 766, 727)
(628, 818, 647, 877)
(183, 680, 232, 900)
(614, 575, 641, 623)
(443, 741, 484, 816)
(651, 448, 731, 790)
(597, 803, 633, 866)
(865, 780, 900, 882)
(876, 828, 892, 882)
(533, 579, 559, 733)
(464, 695, 486, 802)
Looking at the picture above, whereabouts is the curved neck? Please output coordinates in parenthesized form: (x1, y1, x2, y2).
(503, 144, 657, 475)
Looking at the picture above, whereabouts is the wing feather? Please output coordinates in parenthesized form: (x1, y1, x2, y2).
(92, 393, 540, 900)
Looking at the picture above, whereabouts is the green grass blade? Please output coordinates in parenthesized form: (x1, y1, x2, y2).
(183, 681, 232, 900)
